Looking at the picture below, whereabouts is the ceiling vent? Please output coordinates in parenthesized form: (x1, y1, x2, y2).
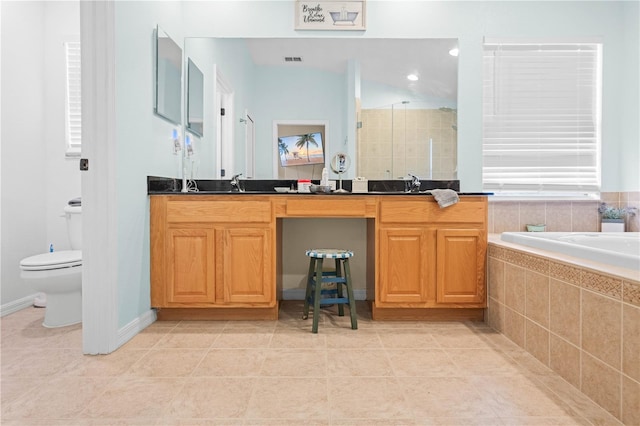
(284, 56, 303, 63)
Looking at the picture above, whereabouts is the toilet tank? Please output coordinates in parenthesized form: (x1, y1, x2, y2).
(64, 205, 82, 250)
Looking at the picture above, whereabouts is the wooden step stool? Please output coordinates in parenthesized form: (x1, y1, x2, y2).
(302, 249, 358, 333)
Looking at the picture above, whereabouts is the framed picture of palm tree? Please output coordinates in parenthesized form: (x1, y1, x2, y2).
(278, 131, 325, 167)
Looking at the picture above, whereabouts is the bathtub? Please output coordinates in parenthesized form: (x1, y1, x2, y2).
(500, 232, 640, 270)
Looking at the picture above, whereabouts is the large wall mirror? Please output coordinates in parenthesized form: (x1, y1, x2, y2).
(155, 26, 182, 125)
(184, 38, 458, 180)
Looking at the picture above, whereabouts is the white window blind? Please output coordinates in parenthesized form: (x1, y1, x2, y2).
(482, 41, 602, 195)
(65, 41, 81, 156)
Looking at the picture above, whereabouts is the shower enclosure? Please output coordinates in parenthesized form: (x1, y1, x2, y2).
(357, 101, 457, 180)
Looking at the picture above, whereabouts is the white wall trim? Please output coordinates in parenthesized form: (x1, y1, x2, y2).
(0, 293, 38, 317)
(281, 289, 367, 301)
(117, 309, 157, 348)
(80, 0, 119, 355)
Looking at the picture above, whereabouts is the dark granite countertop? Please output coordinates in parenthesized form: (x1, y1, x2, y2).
(147, 176, 492, 196)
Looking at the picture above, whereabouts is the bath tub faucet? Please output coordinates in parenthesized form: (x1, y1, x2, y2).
(230, 173, 244, 192)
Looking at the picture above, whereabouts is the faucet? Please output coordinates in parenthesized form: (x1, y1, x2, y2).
(230, 173, 244, 192)
(407, 173, 421, 192)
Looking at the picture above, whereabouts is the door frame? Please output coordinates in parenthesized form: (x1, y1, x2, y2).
(244, 112, 255, 178)
(79, 0, 119, 354)
(214, 66, 234, 178)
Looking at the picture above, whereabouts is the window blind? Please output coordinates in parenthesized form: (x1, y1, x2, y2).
(482, 42, 602, 194)
(65, 41, 81, 156)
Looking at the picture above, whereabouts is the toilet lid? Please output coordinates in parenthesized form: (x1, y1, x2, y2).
(20, 250, 82, 271)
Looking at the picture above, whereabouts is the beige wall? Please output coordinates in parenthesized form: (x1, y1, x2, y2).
(489, 192, 640, 233)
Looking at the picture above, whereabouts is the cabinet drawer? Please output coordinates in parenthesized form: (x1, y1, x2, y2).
(285, 198, 368, 217)
(379, 199, 486, 224)
(167, 200, 271, 223)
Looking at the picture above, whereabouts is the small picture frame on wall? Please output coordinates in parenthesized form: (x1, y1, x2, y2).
(295, 1, 366, 31)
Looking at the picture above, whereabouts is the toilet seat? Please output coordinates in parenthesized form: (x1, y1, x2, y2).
(20, 250, 82, 271)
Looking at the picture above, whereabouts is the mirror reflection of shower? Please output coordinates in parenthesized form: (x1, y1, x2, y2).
(393, 101, 410, 179)
(357, 101, 457, 180)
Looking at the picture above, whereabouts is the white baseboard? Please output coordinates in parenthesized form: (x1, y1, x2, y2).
(117, 309, 157, 348)
(0, 293, 38, 317)
(2, 302, 155, 352)
(281, 289, 367, 300)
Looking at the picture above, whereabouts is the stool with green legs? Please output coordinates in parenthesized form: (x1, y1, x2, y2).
(302, 249, 357, 333)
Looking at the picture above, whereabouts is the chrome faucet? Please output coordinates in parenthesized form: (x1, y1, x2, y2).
(407, 173, 421, 192)
(230, 173, 244, 192)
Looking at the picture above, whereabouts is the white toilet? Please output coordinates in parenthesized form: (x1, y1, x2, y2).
(20, 201, 82, 328)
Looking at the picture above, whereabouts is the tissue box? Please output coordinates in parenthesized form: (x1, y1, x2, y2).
(351, 178, 368, 193)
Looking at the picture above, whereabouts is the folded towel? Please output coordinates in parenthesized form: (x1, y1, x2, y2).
(430, 189, 459, 208)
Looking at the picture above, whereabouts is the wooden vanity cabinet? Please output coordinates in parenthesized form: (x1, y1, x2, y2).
(378, 227, 430, 304)
(375, 197, 487, 319)
(150, 196, 276, 319)
(436, 228, 485, 305)
(151, 194, 487, 321)
(221, 227, 273, 304)
(164, 226, 216, 305)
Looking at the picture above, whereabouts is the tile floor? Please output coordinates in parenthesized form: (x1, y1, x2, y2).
(0, 302, 624, 425)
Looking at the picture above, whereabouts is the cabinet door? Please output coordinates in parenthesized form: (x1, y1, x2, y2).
(436, 229, 485, 305)
(166, 227, 216, 304)
(222, 227, 273, 304)
(378, 227, 429, 303)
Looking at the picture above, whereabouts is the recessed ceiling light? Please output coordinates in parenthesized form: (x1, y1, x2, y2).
(449, 48, 459, 57)
(407, 74, 419, 81)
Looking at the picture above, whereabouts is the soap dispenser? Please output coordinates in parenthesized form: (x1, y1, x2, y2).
(321, 167, 329, 186)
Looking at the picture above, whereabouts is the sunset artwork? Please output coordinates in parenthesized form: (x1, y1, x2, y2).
(278, 132, 325, 167)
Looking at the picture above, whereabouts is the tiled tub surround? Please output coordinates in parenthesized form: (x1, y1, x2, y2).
(487, 235, 640, 425)
(488, 191, 640, 234)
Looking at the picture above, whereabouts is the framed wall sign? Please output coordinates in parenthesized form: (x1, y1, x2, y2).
(295, 1, 366, 31)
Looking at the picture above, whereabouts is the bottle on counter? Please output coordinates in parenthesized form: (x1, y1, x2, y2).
(321, 167, 329, 186)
